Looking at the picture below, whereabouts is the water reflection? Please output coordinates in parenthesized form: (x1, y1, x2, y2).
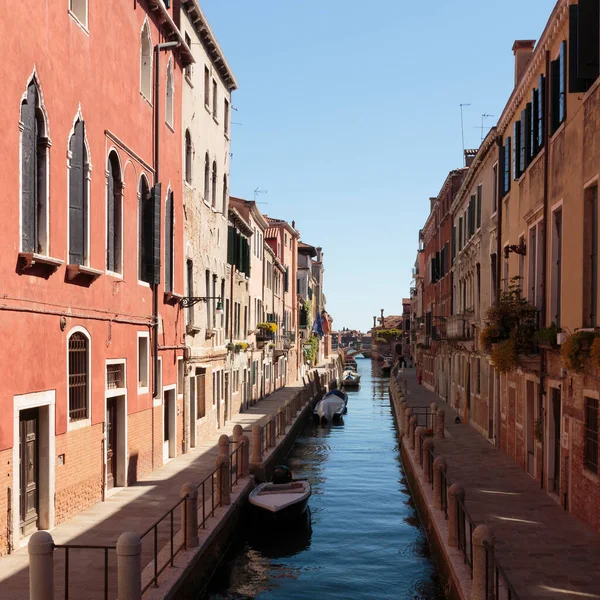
(201, 360, 445, 600)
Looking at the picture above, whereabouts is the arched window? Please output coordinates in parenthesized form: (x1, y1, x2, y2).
(140, 21, 152, 101)
(211, 161, 217, 208)
(185, 130, 192, 184)
(165, 190, 174, 292)
(166, 59, 174, 128)
(138, 175, 151, 282)
(68, 118, 89, 266)
(20, 78, 49, 255)
(106, 151, 122, 273)
(222, 174, 228, 214)
(68, 330, 90, 422)
(204, 153, 210, 203)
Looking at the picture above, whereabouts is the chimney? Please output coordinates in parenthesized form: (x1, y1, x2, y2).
(429, 197, 436, 212)
(513, 40, 536, 86)
(380, 309, 385, 328)
(464, 149, 477, 168)
(292, 220, 296, 229)
(373, 316, 377, 329)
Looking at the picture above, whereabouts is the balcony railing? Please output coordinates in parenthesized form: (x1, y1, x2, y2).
(447, 313, 476, 340)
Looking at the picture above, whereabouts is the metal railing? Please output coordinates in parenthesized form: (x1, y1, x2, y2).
(427, 445, 434, 490)
(412, 407, 434, 429)
(261, 419, 273, 454)
(485, 542, 521, 600)
(230, 442, 243, 488)
(141, 495, 187, 593)
(197, 464, 223, 530)
(53, 543, 115, 600)
(456, 491, 475, 572)
(440, 467, 449, 519)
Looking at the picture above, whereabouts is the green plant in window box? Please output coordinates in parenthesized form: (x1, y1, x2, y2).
(226, 342, 235, 352)
(490, 338, 519, 373)
(235, 342, 249, 353)
(257, 322, 278, 334)
(562, 330, 598, 372)
(534, 323, 559, 348)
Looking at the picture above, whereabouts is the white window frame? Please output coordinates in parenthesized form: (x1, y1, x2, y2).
(105, 148, 124, 277)
(66, 326, 92, 431)
(69, 0, 89, 32)
(154, 357, 163, 407)
(177, 356, 184, 397)
(140, 19, 153, 104)
(137, 331, 150, 394)
(165, 58, 174, 130)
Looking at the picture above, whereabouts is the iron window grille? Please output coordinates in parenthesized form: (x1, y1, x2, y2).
(106, 363, 124, 390)
(585, 397, 599, 474)
(69, 333, 88, 421)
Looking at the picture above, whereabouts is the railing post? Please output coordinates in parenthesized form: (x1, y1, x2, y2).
(29, 531, 54, 600)
(423, 439, 434, 483)
(409, 415, 417, 450)
(399, 401, 407, 436)
(402, 377, 408, 396)
(117, 532, 142, 600)
(180, 483, 199, 548)
(240, 434, 250, 477)
(448, 483, 465, 548)
(436, 409, 446, 440)
(269, 415, 276, 448)
(433, 457, 447, 509)
(251, 424, 262, 466)
(404, 407, 413, 440)
(217, 455, 231, 506)
(277, 407, 284, 436)
(218, 434, 230, 458)
(415, 426, 425, 464)
(285, 400, 291, 425)
(430, 402, 438, 431)
(232, 424, 243, 447)
(472, 525, 495, 600)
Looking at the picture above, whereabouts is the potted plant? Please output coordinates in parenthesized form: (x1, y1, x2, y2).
(235, 342, 248, 353)
(226, 342, 235, 352)
(534, 323, 559, 349)
(491, 338, 519, 373)
(561, 330, 598, 372)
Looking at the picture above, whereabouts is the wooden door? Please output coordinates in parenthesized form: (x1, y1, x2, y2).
(20, 409, 39, 536)
(106, 399, 117, 490)
(552, 388, 561, 494)
(526, 381, 535, 476)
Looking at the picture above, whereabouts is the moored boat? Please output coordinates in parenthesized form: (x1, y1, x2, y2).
(249, 466, 311, 521)
(314, 393, 346, 423)
(342, 369, 361, 388)
(381, 356, 393, 376)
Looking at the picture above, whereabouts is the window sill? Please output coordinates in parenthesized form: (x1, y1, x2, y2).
(205, 103, 211, 115)
(67, 417, 91, 432)
(141, 92, 153, 107)
(138, 386, 149, 395)
(213, 116, 219, 126)
(68, 10, 89, 35)
(66, 264, 102, 284)
(138, 280, 151, 288)
(186, 324, 202, 335)
(164, 291, 183, 306)
(18, 252, 64, 274)
(549, 121, 566, 141)
(165, 121, 175, 134)
(224, 132, 230, 141)
(185, 74, 194, 88)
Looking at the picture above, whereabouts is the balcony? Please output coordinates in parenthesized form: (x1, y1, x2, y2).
(447, 312, 476, 341)
(282, 331, 296, 350)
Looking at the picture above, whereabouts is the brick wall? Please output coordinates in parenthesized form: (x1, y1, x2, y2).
(0, 448, 12, 556)
(127, 408, 153, 484)
(55, 425, 103, 525)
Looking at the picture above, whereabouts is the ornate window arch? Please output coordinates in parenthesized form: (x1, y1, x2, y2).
(166, 58, 174, 128)
(106, 150, 123, 273)
(140, 20, 152, 101)
(67, 326, 91, 424)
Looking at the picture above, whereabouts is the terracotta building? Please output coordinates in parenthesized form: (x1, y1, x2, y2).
(0, 0, 193, 553)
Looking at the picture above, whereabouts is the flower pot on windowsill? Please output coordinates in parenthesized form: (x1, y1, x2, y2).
(205, 329, 216, 340)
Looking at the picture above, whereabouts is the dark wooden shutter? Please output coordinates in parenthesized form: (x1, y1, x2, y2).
(504, 137, 511, 194)
(69, 121, 86, 265)
(107, 161, 115, 271)
(21, 83, 37, 253)
(550, 58, 561, 134)
(531, 90, 538, 157)
(451, 225, 456, 260)
(499, 140, 505, 199)
(514, 121, 521, 180)
(245, 240, 251, 277)
(150, 183, 162, 284)
(476, 187, 482, 229)
(227, 226, 235, 265)
(165, 192, 173, 292)
(578, 1, 600, 82)
(525, 103, 532, 164)
(520, 110, 527, 174)
(559, 41, 567, 124)
(284, 267, 289, 292)
(538, 75, 545, 148)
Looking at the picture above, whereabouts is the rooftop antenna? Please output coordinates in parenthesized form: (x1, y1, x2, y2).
(479, 113, 494, 142)
(254, 187, 268, 202)
(460, 103, 471, 165)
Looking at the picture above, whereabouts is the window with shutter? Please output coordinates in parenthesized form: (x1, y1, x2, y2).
(520, 110, 527, 174)
(504, 138, 511, 194)
(459, 217, 463, 250)
(69, 120, 87, 266)
(211, 161, 217, 208)
(139, 176, 151, 281)
(106, 151, 122, 273)
(222, 174, 228, 213)
(559, 41, 567, 124)
(140, 22, 152, 101)
(164, 190, 174, 292)
(538, 75, 545, 149)
(476, 185, 482, 229)
(514, 121, 521, 180)
(530, 91, 538, 158)
(452, 225, 456, 261)
(550, 57, 561, 134)
(165, 59, 174, 128)
(570, 1, 600, 93)
(185, 131, 192, 184)
(227, 226, 235, 265)
(186, 259, 194, 326)
(204, 153, 210, 202)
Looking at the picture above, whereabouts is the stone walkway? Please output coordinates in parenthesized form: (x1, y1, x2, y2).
(401, 367, 600, 600)
(0, 371, 328, 600)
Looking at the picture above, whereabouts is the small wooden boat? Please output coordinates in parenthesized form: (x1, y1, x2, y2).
(381, 356, 393, 376)
(325, 388, 348, 411)
(314, 394, 346, 423)
(249, 466, 311, 521)
(342, 369, 361, 388)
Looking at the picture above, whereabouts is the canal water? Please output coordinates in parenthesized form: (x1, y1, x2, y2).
(201, 359, 445, 599)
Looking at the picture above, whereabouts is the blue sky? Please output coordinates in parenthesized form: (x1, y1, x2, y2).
(201, 0, 557, 332)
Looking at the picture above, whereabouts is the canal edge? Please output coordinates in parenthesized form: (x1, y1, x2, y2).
(146, 366, 339, 600)
(389, 376, 472, 600)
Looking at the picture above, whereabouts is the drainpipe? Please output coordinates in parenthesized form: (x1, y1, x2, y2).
(539, 50, 551, 491)
(495, 134, 503, 447)
(152, 41, 179, 466)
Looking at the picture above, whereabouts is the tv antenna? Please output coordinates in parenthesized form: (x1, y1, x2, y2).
(460, 103, 471, 165)
(478, 113, 494, 142)
(254, 187, 268, 202)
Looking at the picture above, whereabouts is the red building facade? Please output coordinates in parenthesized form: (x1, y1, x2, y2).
(0, 0, 192, 554)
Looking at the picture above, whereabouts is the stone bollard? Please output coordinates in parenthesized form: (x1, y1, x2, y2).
(232, 424, 243, 446)
(218, 434, 230, 458)
(285, 401, 291, 426)
(436, 409, 445, 440)
(430, 402, 438, 432)
(414, 426, 425, 464)
(251, 424, 262, 466)
(240, 434, 250, 477)
(409, 415, 417, 450)
(423, 438, 434, 483)
(404, 407, 413, 439)
(29, 530, 54, 600)
(448, 483, 465, 548)
(402, 377, 408, 395)
(472, 525, 495, 600)
(180, 483, 199, 548)
(433, 457, 447, 509)
(117, 532, 142, 600)
(277, 407, 284, 436)
(217, 455, 231, 506)
(269, 416, 277, 448)
(399, 401, 407, 436)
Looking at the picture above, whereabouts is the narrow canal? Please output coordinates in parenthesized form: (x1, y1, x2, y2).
(201, 359, 445, 599)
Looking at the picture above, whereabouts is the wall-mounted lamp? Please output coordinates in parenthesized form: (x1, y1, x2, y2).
(180, 295, 223, 310)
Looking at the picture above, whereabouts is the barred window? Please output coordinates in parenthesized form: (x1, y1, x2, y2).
(585, 397, 599, 474)
(68, 332, 89, 422)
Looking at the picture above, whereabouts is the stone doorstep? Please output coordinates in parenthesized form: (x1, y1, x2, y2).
(142, 478, 253, 600)
(400, 429, 472, 600)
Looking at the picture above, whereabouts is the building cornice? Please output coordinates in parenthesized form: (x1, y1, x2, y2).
(228, 207, 253, 236)
(181, 0, 238, 90)
(497, 0, 568, 135)
(147, 0, 195, 66)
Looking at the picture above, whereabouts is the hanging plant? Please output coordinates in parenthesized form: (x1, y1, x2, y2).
(257, 322, 278, 334)
(491, 338, 519, 373)
(561, 330, 598, 372)
(235, 342, 249, 353)
(226, 342, 235, 352)
(534, 323, 559, 348)
(480, 325, 500, 352)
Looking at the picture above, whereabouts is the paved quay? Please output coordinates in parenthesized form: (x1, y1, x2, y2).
(0, 366, 333, 600)
(400, 367, 600, 600)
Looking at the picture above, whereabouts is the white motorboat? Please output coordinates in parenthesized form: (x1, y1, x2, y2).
(324, 388, 348, 410)
(249, 466, 311, 521)
(342, 369, 361, 388)
(313, 394, 346, 423)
